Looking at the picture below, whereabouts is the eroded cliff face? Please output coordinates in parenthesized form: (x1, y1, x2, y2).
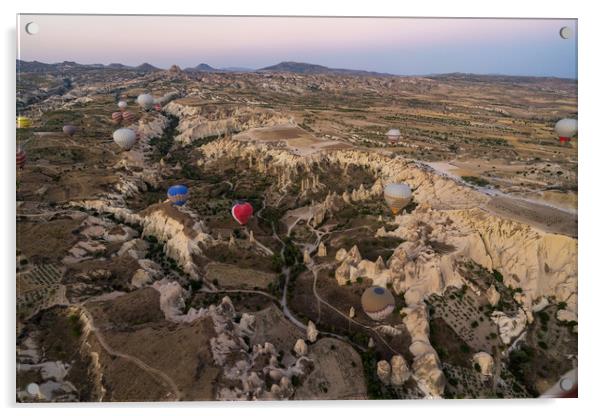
(141, 205, 213, 279)
(164, 101, 292, 145)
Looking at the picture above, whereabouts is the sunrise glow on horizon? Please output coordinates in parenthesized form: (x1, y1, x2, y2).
(18, 15, 577, 78)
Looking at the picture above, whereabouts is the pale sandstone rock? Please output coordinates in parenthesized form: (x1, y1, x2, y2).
(317, 242, 327, 257)
(294, 339, 308, 356)
(335, 248, 348, 262)
(390, 355, 411, 386)
(491, 309, 527, 344)
(486, 285, 501, 306)
(377, 360, 391, 385)
(473, 352, 494, 377)
(307, 320, 318, 343)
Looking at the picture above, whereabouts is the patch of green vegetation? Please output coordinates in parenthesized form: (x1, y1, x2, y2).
(68, 313, 82, 338)
(461, 176, 490, 187)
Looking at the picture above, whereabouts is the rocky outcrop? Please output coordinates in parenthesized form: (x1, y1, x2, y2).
(472, 352, 494, 377)
(294, 339, 308, 357)
(377, 360, 391, 384)
(307, 320, 318, 343)
(164, 101, 291, 145)
(402, 304, 445, 397)
(486, 285, 500, 306)
(151, 280, 313, 400)
(390, 355, 411, 386)
(491, 309, 528, 345)
(141, 205, 212, 279)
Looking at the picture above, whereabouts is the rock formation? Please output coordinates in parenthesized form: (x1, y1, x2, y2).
(472, 352, 494, 377)
(377, 360, 391, 384)
(307, 320, 318, 343)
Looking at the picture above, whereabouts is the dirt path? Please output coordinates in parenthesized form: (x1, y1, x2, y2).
(79, 306, 183, 401)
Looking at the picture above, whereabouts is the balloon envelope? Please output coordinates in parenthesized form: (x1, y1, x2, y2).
(17, 116, 32, 129)
(112, 112, 123, 124)
(112, 128, 137, 150)
(555, 118, 577, 142)
(16, 148, 26, 169)
(118, 100, 127, 110)
(137, 94, 154, 111)
(63, 125, 77, 137)
(122, 111, 136, 124)
(232, 202, 254, 225)
(361, 286, 395, 320)
(167, 185, 190, 206)
(384, 183, 412, 214)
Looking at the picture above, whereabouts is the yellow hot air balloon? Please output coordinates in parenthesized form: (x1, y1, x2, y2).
(17, 116, 32, 129)
(383, 183, 413, 215)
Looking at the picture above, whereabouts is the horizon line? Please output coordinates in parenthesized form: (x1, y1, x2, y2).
(16, 59, 579, 80)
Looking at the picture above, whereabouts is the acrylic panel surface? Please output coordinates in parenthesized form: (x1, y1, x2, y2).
(16, 14, 577, 402)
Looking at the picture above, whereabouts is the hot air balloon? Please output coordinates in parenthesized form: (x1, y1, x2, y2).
(63, 125, 77, 137)
(16, 148, 26, 169)
(111, 111, 123, 125)
(385, 128, 401, 144)
(26, 383, 42, 399)
(112, 128, 137, 150)
(154, 103, 162, 112)
(118, 100, 128, 111)
(361, 286, 395, 321)
(232, 201, 254, 225)
(122, 111, 136, 124)
(137, 94, 154, 111)
(167, 185, 190, 206)
(17, 116, 32, 129)
(384, 183, 412, 215)
(555, 118, 578, 143)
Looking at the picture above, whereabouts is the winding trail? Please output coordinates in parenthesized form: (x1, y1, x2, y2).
(78, 305, 183, 401)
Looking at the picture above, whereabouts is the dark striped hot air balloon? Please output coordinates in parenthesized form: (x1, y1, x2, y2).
(16, 148, 26, 169)
(167, 185, 190, 206)
(63, 125, 77, 137)
(112, 111, 123, 125)
(122, 111, 136, 124)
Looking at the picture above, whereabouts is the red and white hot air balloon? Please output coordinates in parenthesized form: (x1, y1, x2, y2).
(122, 111, 136, 124)
(231, 201, 254, 225)
(153, 103, 162, 112)
(111, 111, 123, 125)
(555, 118, 577, 143)
(16, 148, 26, 169)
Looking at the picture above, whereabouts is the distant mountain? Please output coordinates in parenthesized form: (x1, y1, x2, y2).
(107, 63, 131, 69)
(135, 62, 161, 72)
(258, 61, 393, 77)
(184, 63, 220, 72)
(16, 60, 94, 73)
(220, 66, 255, 73)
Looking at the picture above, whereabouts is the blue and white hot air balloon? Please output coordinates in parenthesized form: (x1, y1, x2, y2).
(167, 185, 189, 206)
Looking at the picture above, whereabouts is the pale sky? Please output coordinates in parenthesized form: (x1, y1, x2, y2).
(18, 15, 577, 78)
